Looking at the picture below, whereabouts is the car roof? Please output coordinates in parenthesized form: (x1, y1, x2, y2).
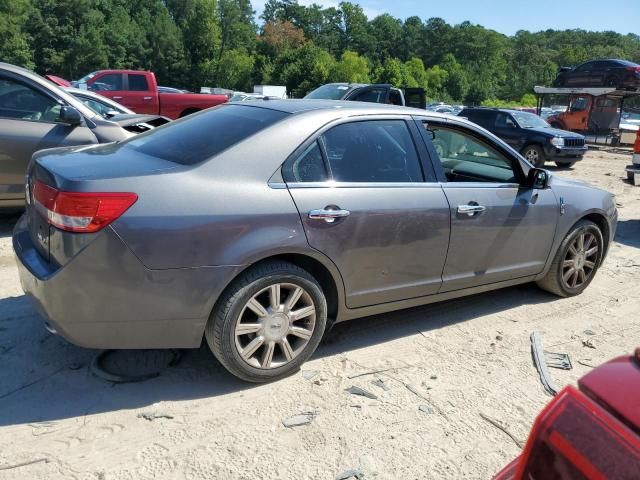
(235, 99, 440, 116)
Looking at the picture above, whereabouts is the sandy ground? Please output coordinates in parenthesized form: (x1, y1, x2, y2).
(0, 149, 639, 480)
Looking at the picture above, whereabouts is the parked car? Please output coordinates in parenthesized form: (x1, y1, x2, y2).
(14, 101, 617, 382)
(49, 70, 228, 119)
(553, 59, 640, 89)
(157, 86, 189, 94)
(229, 92, 264, 102)
(304, 83, 427, 109)
(0, 62, 168, 210)
(459, 107, 587, 168)
(546, 94, 622, 134)
(494, 348, 640, 479)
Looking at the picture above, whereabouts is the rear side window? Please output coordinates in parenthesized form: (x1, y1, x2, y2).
(124, 105, 288, 165)
(128, 74, 149, 91)
(321, 120, 423, 182)
(284, 141, 328, 182)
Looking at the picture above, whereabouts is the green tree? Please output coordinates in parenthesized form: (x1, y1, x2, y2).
(0, 0, 33, 68)
(329, 50, 370, 83)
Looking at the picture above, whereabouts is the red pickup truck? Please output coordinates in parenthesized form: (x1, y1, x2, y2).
(49, 70, 227, 120)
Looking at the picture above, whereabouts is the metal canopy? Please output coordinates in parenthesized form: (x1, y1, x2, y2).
(533, 86, 640, 97)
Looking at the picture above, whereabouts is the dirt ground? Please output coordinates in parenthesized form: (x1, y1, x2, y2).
(0, 150, 638, 480)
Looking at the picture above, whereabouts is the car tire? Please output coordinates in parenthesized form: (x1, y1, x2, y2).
(554, 161, 576, 168)
(522, 145, 545, 167)
(536, 220, 604, 297)
(205, 261, 327, 383)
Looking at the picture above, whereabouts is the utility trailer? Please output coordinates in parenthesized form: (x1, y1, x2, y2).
(534, 86, 640, 146)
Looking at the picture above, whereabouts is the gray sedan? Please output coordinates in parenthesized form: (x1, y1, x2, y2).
(13, 100, 617, 382)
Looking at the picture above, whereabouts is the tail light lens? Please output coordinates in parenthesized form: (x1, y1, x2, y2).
(626, 66, 640, 73)
(513, 386, 640, 480)
(33, 180, 137, 233)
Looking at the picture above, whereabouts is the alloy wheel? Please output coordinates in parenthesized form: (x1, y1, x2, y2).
(561, 231, 599, 289)
(525, 148, 539, 164)
(234, 283, 316, 369)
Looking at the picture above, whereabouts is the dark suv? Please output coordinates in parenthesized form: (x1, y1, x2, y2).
(554, 59, 640, 89)
(459, 108, 587, 168)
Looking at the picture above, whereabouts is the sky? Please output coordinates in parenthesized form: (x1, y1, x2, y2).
(251, 0, 640, 35)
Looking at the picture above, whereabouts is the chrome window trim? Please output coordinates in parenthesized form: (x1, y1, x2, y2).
(282, 181, 442, 189)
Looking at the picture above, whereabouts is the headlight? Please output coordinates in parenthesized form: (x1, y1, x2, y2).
(551, 137, 565, 147)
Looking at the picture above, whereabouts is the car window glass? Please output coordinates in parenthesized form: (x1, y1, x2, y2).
(495, 112, 516, 128)
(90, 74, 123, 91)
(284, 141, 328, 183)
(424, 123, 517, 183)
(321, 120, 423, 182)
(0, 78, 61, 123)
(125, 104, 288, 165)
(571, 97, 587, 112)
(576, 63, 593, 72)
(128, 74, 149, 92)
(351, 88, 387, 103)
(389, 90, 403, 105)
(76, 95, 115, 117)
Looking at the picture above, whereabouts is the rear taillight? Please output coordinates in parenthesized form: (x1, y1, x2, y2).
(626, 66, 640, 73)
(33, 180, 137, 233)
(514, 386, 640, 479)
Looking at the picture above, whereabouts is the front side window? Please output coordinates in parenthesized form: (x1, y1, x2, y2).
(0, 78, 61, 123)
(128, 74, 149, 92)
(322, 120, 423, 183)
(495, 112, 517, 128)
(351, 88, 387, 104)
(571, 97, 587, 112)
(425, 124, 518, 183)
(90, 74, 123, 91)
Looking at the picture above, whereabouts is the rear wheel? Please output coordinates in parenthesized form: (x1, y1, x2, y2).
(205, 261, 327, 383)
(536, 220, 603, 297)
(554, 161, 576, 168)
(522, 145, 545, 167)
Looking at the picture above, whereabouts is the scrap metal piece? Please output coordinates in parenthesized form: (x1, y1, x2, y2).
(544, 351, 572, 370)
(345, 386, 378, 400)
(282, 411, 318, 428)
(530, 331, 558, 396)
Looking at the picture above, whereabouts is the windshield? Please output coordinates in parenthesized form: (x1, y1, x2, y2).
(76, 71, 98, 84)
(123, 104, 289, 165)
(304, 84, 351, 100)
(511, 111, 551, 129)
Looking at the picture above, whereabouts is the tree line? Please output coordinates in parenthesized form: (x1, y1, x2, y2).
(1, 0, 639, 104)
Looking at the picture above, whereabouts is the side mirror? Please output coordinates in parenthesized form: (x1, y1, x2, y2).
(528, 168, 549, 189)
(58, 106, 82, 126)
(104, 109, 119, 118)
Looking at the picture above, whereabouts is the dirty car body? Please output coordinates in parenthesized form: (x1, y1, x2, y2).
(13, 100, 618, 382)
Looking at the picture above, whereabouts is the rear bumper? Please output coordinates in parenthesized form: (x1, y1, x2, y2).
(546, 146, 587, 162)
(13, 215, 241, 349)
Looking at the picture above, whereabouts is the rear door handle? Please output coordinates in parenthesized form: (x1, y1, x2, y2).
(457, 204, 486, 217)
(309, 208, 350, 223)
(143, 96, 153, 100)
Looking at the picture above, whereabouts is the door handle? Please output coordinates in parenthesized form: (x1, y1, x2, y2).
(112, 96, 123, 100)
(143, 96, 152, 100)
(457, 204, 486, 217)
(308, 208, 350, 223)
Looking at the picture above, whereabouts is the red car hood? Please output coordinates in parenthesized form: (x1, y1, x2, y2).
(45, 74, 71, 87)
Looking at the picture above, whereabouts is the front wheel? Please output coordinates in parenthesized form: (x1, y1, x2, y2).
(206, 261, 327, 383)
(536, 220, 603, 297)
(522, 145, 545, 167)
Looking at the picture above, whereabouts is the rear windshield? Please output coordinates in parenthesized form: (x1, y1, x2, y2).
(123, 105, 288, 165)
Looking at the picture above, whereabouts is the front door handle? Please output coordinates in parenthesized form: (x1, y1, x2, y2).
(143, 96, 153, 100)
(112, 96, 123, 100)
(309, 207, 350, 223)
(457, 204, 486, 217)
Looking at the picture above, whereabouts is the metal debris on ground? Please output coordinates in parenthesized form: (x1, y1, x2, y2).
(335, 468, 366, 480)
(282, 411, 318, 428)
(418, 405, 434, 415)
(90, 349, 183, 384)
(371, 378, 390, 391)
(302, 370, 319, 381)
(578, 359, 597, 368)
(0, 458, 49, 471)
(544, 351, 572, 370)
(582, 339, 596, 349)
(137, 412, 174, 421)
(583, 329, 596, 336)
(345, 386, 378, 400)
(530, 331, 558, 396)
(479, 412, 524, 449)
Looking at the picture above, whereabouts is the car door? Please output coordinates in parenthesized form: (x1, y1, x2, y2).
(283, 117, 451, 309)
(417, 119, 558, 292)
(492, 112, 525, 150)
(123, 73, 159, 115)
(0, 75, 97, 206)
(569, 63, 593, 86)
(87, 72, 128, 107)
